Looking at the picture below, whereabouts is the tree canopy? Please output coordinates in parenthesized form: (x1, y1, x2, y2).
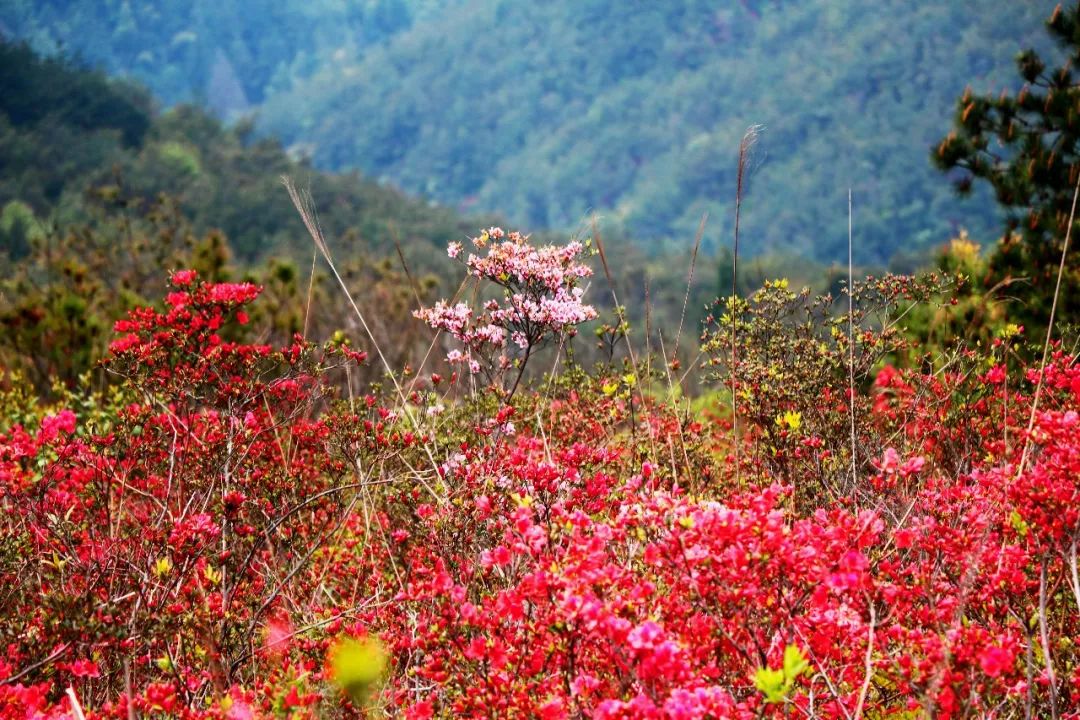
(935, 2, 1080, 325)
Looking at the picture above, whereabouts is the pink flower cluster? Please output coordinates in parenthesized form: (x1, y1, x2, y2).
(415, 228, 596, 384)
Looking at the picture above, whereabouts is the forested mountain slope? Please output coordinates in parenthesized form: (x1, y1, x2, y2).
(261, 0, 1054, 263)
(0, 0, 436, 112)
(2, 1, 1054, 264)
(0, 41, 479, 268)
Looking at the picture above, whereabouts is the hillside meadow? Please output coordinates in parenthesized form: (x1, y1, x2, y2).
(3, 3, 1080, 719)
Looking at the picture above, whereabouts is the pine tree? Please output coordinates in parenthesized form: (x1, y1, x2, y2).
(934, 2, 1080, 325)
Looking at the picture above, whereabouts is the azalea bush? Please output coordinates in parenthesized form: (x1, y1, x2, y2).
(1, 229, 1079, 719)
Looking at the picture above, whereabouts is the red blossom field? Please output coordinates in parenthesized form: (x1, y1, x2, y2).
(1, 226, 1079, 720)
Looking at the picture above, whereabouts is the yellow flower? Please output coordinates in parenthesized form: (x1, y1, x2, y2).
(948, 234, 980, 264)
(999, 323, 1022, 339)
(775, 411, 802, 431)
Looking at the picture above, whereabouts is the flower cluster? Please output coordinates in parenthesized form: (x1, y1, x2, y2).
(0, 274, 396, 719)
(108, 270, 271, 403)
(358, 353, 1080, 719)
(415, 228, 596, 393)
(2, 274, 1079, 719)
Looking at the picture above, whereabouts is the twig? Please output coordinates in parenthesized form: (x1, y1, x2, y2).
(592, 219, 637, 373)
(1039, 559, 1060, 720)
(792, 626, 854, 720)
(592, 218, 650, 452)
(645, 275, 653, 394)
(66, 687, 87, 720)
(673, 212, 708, 362)
(0, 642, 70, 684)
(853, 596, 876, 720)
(243, 494, 361, 650)
(303, 251, 317, 340)
(1069, 535, 1080, 616)
(392, 225, 425, 309)
(124, 659, 137, 720)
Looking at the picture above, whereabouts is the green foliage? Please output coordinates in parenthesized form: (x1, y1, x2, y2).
(755, 644, 811, 704)
(0, 370, 40, 433)
(2, 39, 870, 388)
(0, 39, 489, 272)
(934, 2, 1080, 327)
(156, 140, 202, 177)
(0, 0, 417, 109)
(0, 200, 43, 260)
(0, 41, 151, 146)
(0, 188, 449, 396)
(0, 194, 228, 394)
(900, 232, 1020, 352)
(4, 2, 1053, 264)
(701, 273, 956, 506)
(254, 0, 1048, 264)
(0, 43, 477, 398)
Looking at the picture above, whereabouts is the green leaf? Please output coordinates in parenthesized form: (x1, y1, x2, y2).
(783, 643, 810, 681)
(754, 667, 786, 703)
(756, 644, 811, 704)
(1009, 509, 1029, 537)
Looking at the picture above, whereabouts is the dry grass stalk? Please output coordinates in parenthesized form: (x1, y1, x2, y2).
(730, 125, 762, 483)
(282, 176, 446, 503)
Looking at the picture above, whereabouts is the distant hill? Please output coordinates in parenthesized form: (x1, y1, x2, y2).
(0, 40, 496, 391)
(0, 0, 431, 111)
(263, 0, 1060, 264)
(0, 40, 482, 271)
(3, 1, 1054, 263)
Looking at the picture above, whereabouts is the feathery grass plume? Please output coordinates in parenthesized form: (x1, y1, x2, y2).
(848, 188, 857, 491)
(282, 175, 446, 504)
(284, 176, 397, 390)
(731, 125, 762, 483)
